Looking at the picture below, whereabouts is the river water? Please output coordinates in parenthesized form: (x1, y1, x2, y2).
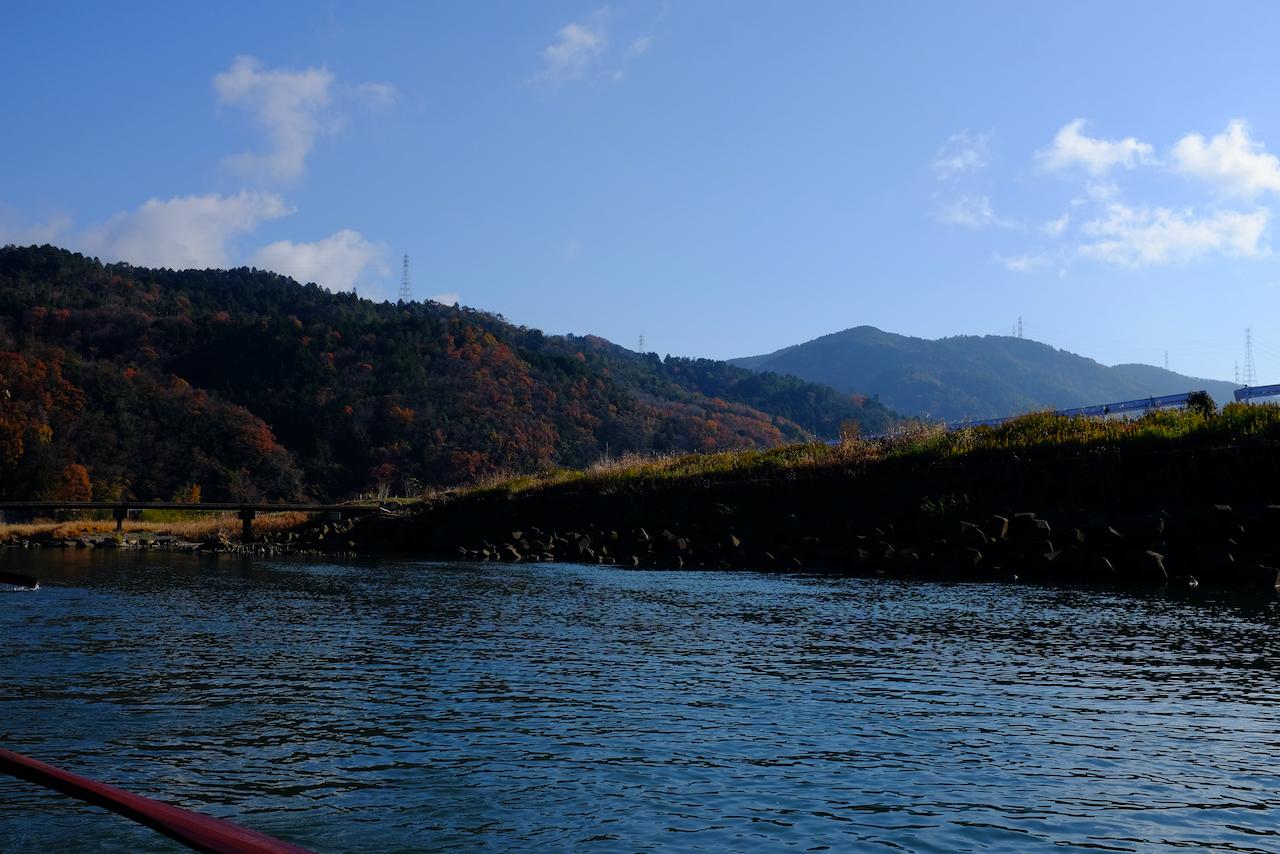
(2, 550, 1280, 852)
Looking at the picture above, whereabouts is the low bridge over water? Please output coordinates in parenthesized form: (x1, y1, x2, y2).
(0, 502, 388, 542)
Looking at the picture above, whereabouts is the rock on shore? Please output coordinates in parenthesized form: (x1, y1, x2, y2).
(393, 502, 1280, 590)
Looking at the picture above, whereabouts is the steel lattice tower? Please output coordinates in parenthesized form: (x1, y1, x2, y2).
(1244, 328, 1257, 386)
(399, 254, 411, 303)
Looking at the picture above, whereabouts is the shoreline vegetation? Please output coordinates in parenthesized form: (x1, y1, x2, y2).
(8, 403, 1280, 589)
(354, 402, 1280, 589)
(438, 393, 1244, 500)
(0, 511, 310, 552)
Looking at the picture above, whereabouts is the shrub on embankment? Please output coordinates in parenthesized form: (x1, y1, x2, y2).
(346, 404, 1280, 589)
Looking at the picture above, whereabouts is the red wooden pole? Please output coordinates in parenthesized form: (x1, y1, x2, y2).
(0, 750, 314, 854)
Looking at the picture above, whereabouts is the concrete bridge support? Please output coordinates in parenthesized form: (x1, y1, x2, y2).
(238, 509, 256, 543)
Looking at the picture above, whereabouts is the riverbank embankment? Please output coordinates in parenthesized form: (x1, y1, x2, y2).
(342, 406, 1280, 589)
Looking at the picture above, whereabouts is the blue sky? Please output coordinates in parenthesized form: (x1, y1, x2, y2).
(5, 1, 1280, 384)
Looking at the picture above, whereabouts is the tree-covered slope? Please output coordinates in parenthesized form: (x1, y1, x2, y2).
(0, 246, 895, 502)
(731, 325, 1238, 422)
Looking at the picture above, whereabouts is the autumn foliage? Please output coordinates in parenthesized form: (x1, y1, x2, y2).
(0, 245, 895, 501)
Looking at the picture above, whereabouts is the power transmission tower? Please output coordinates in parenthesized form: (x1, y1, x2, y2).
(399, 254, 411, 303)
(637, 334, 646, 352)
(1235, 361, 1240, 385)
(1164, 351, 1169, 371)
(1244, 328, 1257, 386)
(1017, 317, 1023, 339)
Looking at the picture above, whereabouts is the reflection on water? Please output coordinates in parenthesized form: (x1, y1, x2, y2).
(2, 549, 1280, 852)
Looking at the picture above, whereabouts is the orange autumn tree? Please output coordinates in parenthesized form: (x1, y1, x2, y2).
(55, 463, 92, 501)
(171, 483, 202, 503)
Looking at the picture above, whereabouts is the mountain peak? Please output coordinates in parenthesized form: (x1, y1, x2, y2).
(731, 327, 1236, 422)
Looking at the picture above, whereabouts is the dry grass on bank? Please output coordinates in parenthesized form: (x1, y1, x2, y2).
(453, 402, 1280, 500)
(0, 511, 311, 541)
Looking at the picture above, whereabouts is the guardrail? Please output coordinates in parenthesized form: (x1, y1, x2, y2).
(1234, 383, 1280, 402)
(946, 390, 1207, 431)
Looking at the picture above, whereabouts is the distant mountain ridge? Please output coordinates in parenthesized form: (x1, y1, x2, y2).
(731, 326, 1238, 422)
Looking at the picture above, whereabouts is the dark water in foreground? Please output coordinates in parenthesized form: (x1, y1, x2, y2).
(3, 552, 1280, 852)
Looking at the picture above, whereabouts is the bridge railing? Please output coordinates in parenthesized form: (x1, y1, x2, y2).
(944, 390, 1207, 432)
(0, 502, 387, 540)
(1234, 383, 1280, 402)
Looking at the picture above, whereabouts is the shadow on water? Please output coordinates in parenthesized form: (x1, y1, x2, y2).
(3, 548, 1280, 852)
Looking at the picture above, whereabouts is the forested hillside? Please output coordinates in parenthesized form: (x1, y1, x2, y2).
(733, 326, 1238, 422)
(0, 246, 895, 502)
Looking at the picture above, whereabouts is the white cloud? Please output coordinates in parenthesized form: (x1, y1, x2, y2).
(1079, 203, 1269, 267)
(215, 56, 335, 182)
(1041, 212, 1070, 237)
(1083, 180, 1121, 203)
(994, 252, 1052, 273)
(934, 194, 1017, 230)
(80, 192, 293, 269)
(214, 56, 394, 182)
(1172, 119, 1280, 198)
(534, 12, 609, 84)
(530, 9, 650, 85)
(1037, 119, 1154, 176)
(0, 205, 72, 246)
(428, 292, 460, 306)
(250, 229, 387, 292)
(933, 130, 990, 178)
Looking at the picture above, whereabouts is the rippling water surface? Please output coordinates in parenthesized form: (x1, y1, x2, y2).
(3, 550, 1280, 852)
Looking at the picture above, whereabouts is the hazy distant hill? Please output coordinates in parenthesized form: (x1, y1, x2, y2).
(731, 326, 1238, 422)
(0, 246, 895, 502)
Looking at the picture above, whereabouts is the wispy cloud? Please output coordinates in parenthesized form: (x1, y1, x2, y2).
(1037, 119, 1154, 176)
(533, 11, 610, 85)
(933, 194, 1018, 230)
(350, 81, 397, 108)
(250, 228, 388, 292)
(1172, 119, 1280, 198)
(0, 204, 72, 246)
(932, 130, 990, 179)
(214, 56, 394, 182)
(80, 192, 293, 269)
(953, 119, 1280, 274)
(1079, 203, 1269, 267)
(627, 36, 653, 59)
(529, 8, 652, 86)
(1041, 212, 1070, 237)
(994, 252, 1053, 273)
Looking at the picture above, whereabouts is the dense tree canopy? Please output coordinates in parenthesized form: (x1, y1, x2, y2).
(0, 246, 895, 501)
